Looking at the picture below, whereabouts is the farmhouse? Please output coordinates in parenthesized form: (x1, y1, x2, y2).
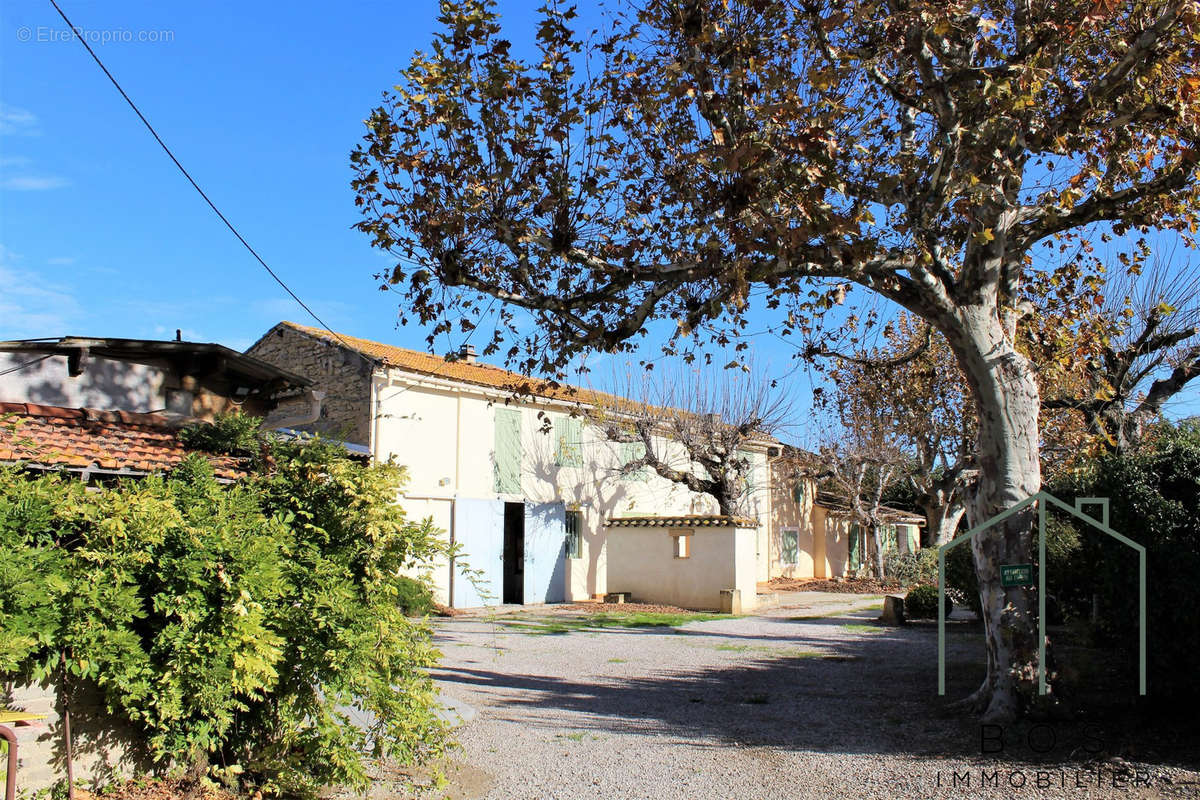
(247, 322, 923, 610)
(247, 322, 777, 609)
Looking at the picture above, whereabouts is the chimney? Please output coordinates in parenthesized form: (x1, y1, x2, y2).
(459, 344, 478, 364)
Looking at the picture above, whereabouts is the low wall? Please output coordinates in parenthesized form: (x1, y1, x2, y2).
(3, 680, 150, 792)
(605, 523, 758, 611)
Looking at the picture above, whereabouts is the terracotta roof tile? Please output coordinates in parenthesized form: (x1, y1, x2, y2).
(278, 322, 782, 447)
(605, 514, 760, 528)
(0, 402, 246, 479)
(281, 321, 612, 406)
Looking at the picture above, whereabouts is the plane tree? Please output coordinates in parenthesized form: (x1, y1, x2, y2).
(352, 0, 1200, 719)
(587, 362, 793, 517)
(1031, 245, 1200, 453)
(822, 315, 977, 545)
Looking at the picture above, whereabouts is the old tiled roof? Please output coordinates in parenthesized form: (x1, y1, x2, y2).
(279, 321, 610, 405)
(0, 402, 245, 479)
(274, 322, 781, 446)
(605, 514, 760, 529)
(814, 491, 925, 525)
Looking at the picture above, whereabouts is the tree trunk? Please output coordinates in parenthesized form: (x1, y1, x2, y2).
(872, 524, 886, 579)
(943, 304, 1042, 722)
(923, 497, 967, 546)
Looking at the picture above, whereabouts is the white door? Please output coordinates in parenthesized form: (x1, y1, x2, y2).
(452, 498, 504, 607)
(524, 501, 567, 603)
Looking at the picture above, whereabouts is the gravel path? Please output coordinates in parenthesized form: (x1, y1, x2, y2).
(414, 595, 1198, 800)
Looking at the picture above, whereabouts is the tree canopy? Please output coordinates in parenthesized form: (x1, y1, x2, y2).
(353, 0, 1200, 721)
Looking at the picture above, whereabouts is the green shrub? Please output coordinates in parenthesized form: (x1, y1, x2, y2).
(947, 542, 982, 614)
(179, 410, 263, 455)
(905, 584, 952, 619)
(397, 575, 436, 616)
(884, 547, 940, 587)
(1047, 420, 1200, 710)
(0, 435, 450, 795)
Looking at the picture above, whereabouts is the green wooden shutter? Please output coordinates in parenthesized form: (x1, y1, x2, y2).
(556, 417, 583, 467)
(738, 450, 755, 495)
(881, 524, 898, 553)
(494, 408, 522, 494)
(848, 523, 861, 569)
(782, 530, 798, 564)
(620, 441, 647, 481)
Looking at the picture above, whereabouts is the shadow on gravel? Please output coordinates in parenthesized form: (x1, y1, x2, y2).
(432, 614, 1199, 769)
(433, 617, 985, 759)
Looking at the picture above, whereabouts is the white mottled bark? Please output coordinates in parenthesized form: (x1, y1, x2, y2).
(923, 496, 967, 546)
(944, 302, 1042, 721)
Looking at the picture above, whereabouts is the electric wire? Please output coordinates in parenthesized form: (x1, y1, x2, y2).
(47, 0, 367, 362)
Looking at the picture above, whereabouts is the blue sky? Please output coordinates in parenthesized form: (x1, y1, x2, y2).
(0, 0, 829, 440)
(1, 1, 1195, 433)
(1, 1, 448, 350)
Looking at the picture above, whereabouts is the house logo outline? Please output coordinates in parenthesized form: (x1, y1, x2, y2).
(936, 491, 1147, 697)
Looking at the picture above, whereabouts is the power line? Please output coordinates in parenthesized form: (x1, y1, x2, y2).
(47, 0, 364, 360)
(0, 355, 54, 377)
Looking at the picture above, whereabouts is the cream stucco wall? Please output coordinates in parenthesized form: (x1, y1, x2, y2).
(605, 525, 758, 611)
(767, 476, 821, 579)
(369, 369, 773, 606)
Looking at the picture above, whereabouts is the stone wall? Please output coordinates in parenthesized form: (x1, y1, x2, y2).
(3, 680, 150, 791)
(246, 324, 374, 445)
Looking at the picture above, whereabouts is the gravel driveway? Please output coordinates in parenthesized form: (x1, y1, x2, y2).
(410, 595, 1198, 800)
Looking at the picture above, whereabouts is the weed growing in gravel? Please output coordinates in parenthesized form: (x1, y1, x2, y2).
(715, 643, 750, 652)
(841, 623, 881, 633)
(775, 648, 826, 659)
(741, 693, 770, 704)
(607, 658, 628, 663)
(501, 611, 731, 635)
(787, 613, 829, 620)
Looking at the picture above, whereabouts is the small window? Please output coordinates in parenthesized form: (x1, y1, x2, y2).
(781, 528, 799, 565)
(565, 510, 583, 559)
(671, 529, 692, 559)
(737, 450, 755, 497)
(792, 481, 806, 504)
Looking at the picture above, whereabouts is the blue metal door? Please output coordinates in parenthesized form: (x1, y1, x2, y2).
(524, 501, 567, 603)
(453, 498, 504, 607)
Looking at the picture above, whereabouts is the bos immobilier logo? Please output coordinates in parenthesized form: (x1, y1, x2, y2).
(935, 492, 1147, 697)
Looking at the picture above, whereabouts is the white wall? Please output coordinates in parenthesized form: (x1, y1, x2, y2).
(605, 525, 758, 611)
(0, 353, 166, 411)
(370, 370, 772, 605)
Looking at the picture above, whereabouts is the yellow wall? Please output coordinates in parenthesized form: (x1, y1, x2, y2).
(767, 476, 820, 579)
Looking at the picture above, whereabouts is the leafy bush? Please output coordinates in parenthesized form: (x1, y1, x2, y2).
(1047, 420, 1200, 710)
(905, 584, 952, 619)
(0, 436, 450, 795)
(884, 547, 939, 587)
(179, 410, 263, 455)
(943, 542, 981, 615)
(397, 575, 436, 616)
